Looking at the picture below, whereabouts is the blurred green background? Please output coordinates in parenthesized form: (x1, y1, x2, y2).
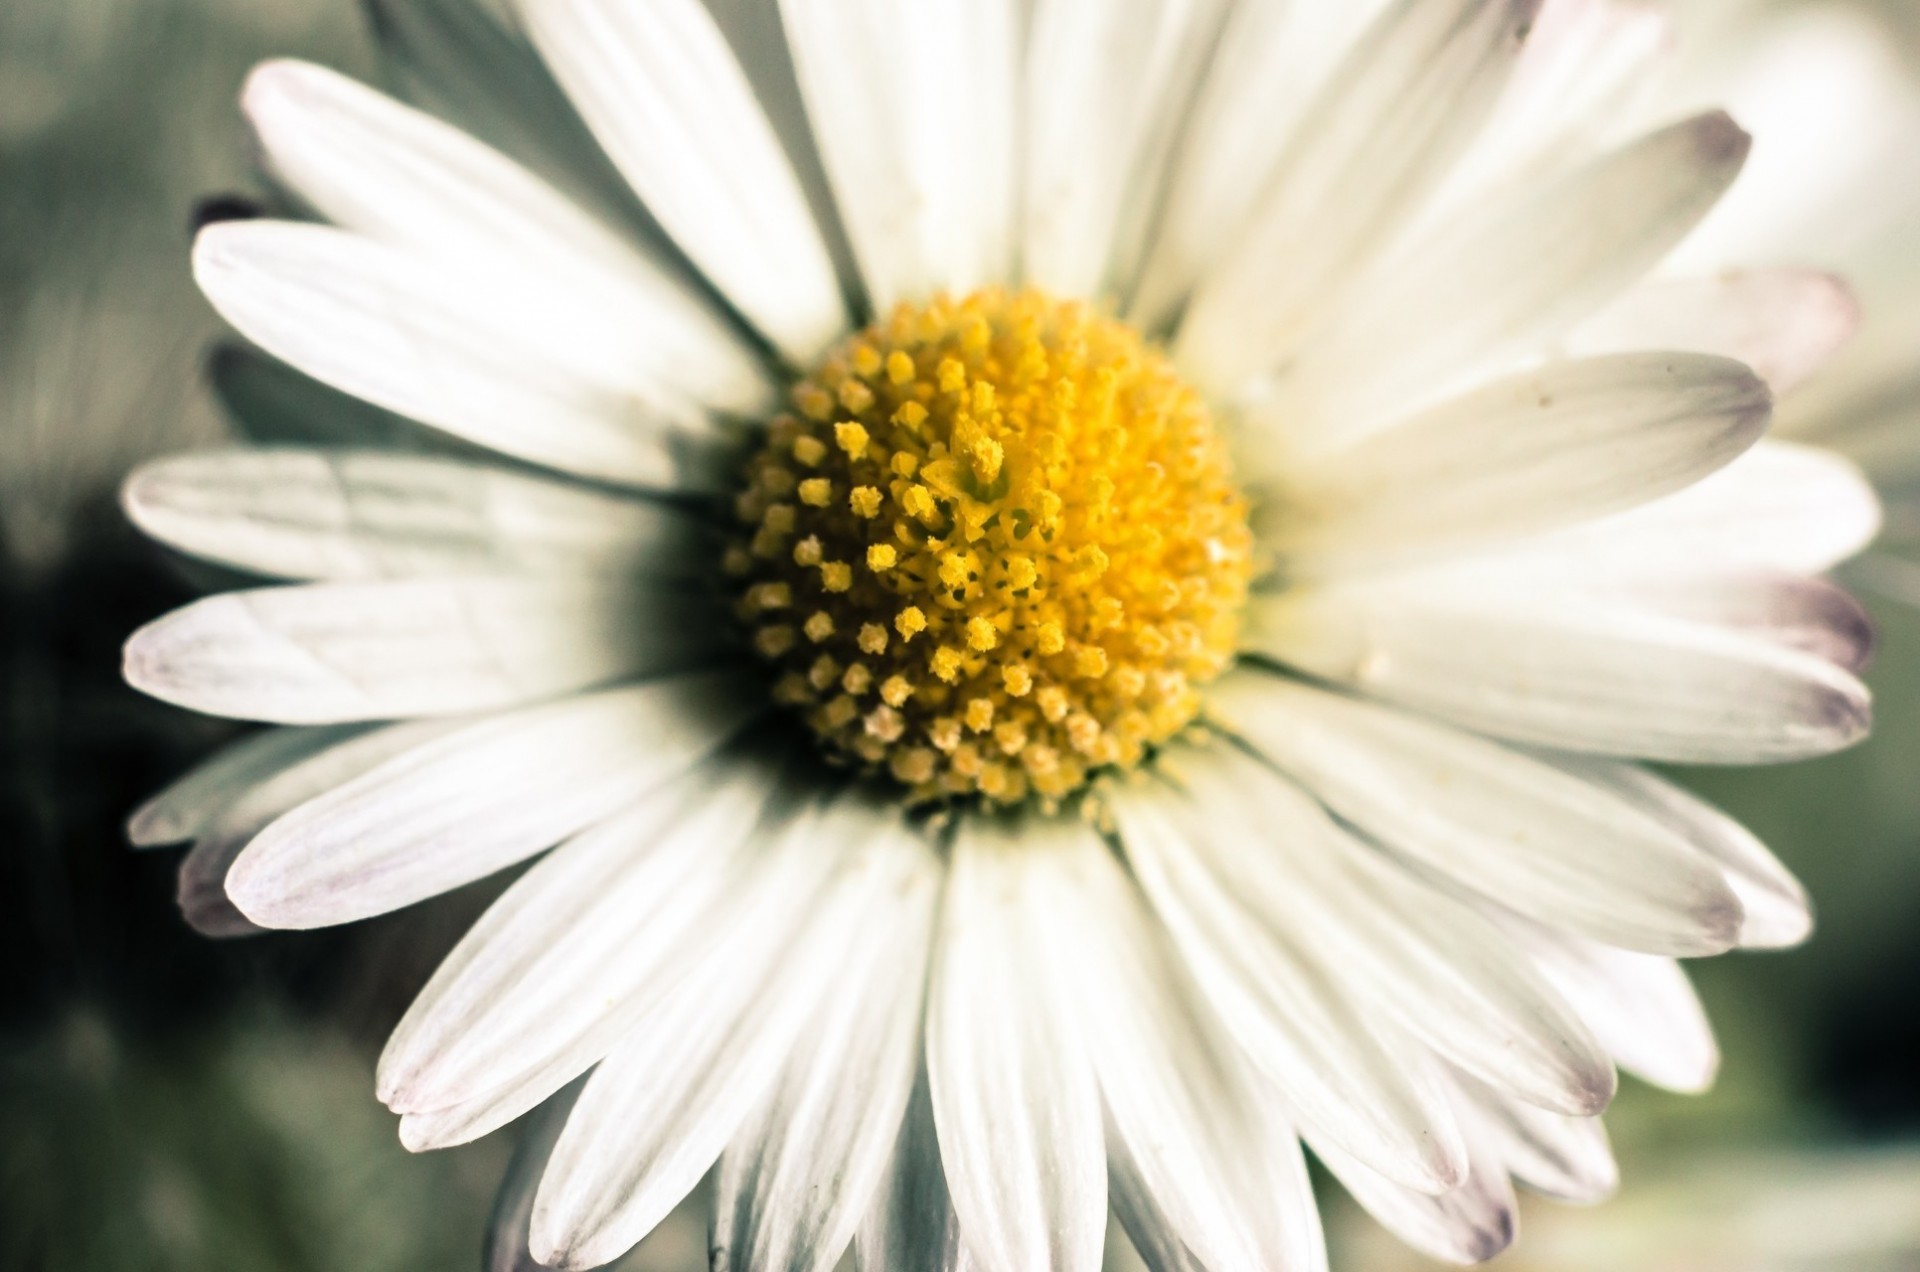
(2, 1, 1918, 1269)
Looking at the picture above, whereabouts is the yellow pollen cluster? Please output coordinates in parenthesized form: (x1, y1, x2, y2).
(732, 288, 1254, 807)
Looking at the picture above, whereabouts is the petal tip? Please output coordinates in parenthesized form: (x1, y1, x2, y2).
(126, 797, 184, 847)
(1692, 109, 1754, 174)
(527, 1211, 594, 1272)
(1805, 672, 1873, 756)
(396, 1113, 439, 1154)
(1466, 1202, 1518, 1263)
(121, 619, 170, 700)
(220, 832, 310, 931)
(240, 57, 309, 115)
(119, 461, 162, 527)
(1565, 1058, 1620, 1119)
(1692, 881, 1747, 957)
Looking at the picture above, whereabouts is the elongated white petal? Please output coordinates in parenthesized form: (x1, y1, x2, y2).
(378, 755, 784, 1114)
(1176, 0, 1540, 394)
(1442, 0, 1669, 202)
(1247, 577, 1870, 764)
(1313, 1129, 1517, 1265)
(713, 835, 940, 1272)
(1455, 1073, 1617, 1205)
(1551, 440, 1881, 577)
(780, 0, 1017, 310)
(129, 724, 359, 846)
(483, 1080, 585, 1272)
(1112, 786, 1465, 1193)
(124, 449, 701, 582)
(242, 58, 772, 415)
(1128, 0, 1389, 329)
(176, 719, 459, 937)
(1512, 572, 1873, 672)
(195, 222, 722, 487)
(1554, 760, 1813, 950)
(1211, 672, 1745, 956)
(225, 674, 761, 928)
(1573, 271, 1858, 395)
(530, 800, 908, 1270)
(1054, 829, 1326, 1272)
(516, 0, 845, 363)
(928, 819, 1106, 1272)
(1021, 0, 1224, 299)
(124, 576, 715, 724)
(1258, 353, 1771, 569)
(1505, 918, 1720, 1093)
(853, 1072, 973, 1272)
(1172, 747, 1615, 1114)
(1263, 113, 1753, 441)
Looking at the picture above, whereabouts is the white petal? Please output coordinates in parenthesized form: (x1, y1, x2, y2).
(1441, 0, 1669, 204)
(1454, 1073, 1617, 1205)
(124, 576, 715, 724)
(225, 673, 761, 928)
(377, 753, 784, 1116)
(1551, 440, 1881, 576)
(483, 1080, 585, 1272)
(123, 449, 701, 582)
(1170, 746, 1616, 1115)
(1111, 785, 1466, 1193)
(1246, 574, 1870, 764)
(1128, 0, 1389, 330)
(515, 0, 846, 363)
(853, 1072, 974, 1272)
(393, 781, 843, 1151)
(1312, 1129, 1517, 1266)
(176, 719, 459, 937)
(129, 724, 359, 846)
(1572, 271, 1858, 395)
(1506, 918, 1720, 1094)
(1020, 0, 1225, 299)
(1260, 112, 1753, 442)
(1053, 828, 1327, 1272)
(193, 220, 713, 487)
(1175, 0, 1539, 394)
(780, 0, 1017, 310)
(1256, 353, 1771, 570)
(1504, 571, 1873, 672)
(529, 799, 911, 1270)
(927, 818, 1106, 1272)
(713, 836, 941, 1272)
(1210, 672, 1745, 957)
(1554, 759, 1813, 950)
(242, 58, 772, 415)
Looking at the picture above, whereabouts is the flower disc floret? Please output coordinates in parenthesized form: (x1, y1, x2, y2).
(732, 288, 1254, 807)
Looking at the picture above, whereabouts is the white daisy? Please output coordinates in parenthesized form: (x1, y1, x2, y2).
(122, 0, 1885, 1268)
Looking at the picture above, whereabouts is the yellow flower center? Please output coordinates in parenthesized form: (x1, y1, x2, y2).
(729, 289, 1253, 807)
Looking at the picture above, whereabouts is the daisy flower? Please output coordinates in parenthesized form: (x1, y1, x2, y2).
(123, 0, 1884, 1268)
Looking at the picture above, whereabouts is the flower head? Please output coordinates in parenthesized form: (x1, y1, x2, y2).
(124, 0, 1883, 1268)
(735, 289, 1253, 805)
